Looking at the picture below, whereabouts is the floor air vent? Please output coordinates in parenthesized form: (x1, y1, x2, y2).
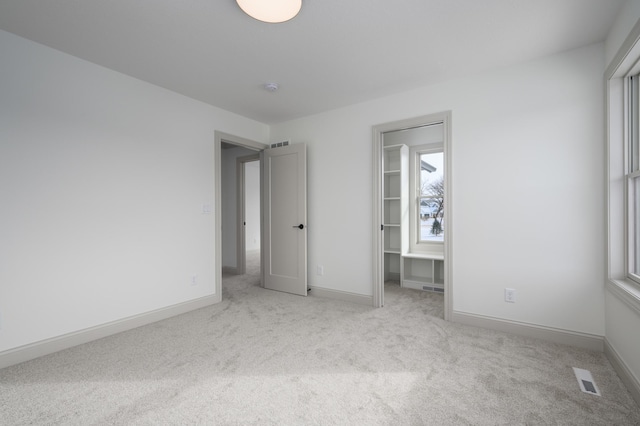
(422, 286, 444, 293)
(573, 367, 601, 396)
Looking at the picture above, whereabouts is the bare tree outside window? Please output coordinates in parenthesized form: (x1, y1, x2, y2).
(421, 177, 444, 236)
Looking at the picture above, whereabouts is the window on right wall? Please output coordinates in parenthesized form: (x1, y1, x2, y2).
(606, 19, 640, 300)
(626, 73, 640, 285)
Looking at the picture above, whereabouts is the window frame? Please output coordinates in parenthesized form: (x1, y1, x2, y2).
(409, 143, 444, 254)
(606, 18, 640, 307)
(626, 74, 640, 285)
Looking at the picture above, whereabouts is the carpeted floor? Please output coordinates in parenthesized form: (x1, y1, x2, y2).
(1, 251, 638, 425)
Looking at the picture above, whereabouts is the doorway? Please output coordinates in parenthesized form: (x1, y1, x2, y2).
(214, 131, 269, 303)
(221, 143, 260, 277)
(372, 112, 453, 320)
(236, 154, 260, 276)
(214, 132, 308, 301)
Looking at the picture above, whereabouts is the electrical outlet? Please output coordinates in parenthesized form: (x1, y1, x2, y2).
(191, 275, 198, 286)
(505, 288, 516, 303)
(317, 265, 324, 276)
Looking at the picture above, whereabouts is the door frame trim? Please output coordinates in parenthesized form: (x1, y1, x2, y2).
(372, 112, 453, 320)
(214, 131, 268, 303)
(236, 153, 260, 276)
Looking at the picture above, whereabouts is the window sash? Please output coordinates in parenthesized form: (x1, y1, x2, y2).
(630, 75, 639, 173)
(627, 174, 640, 284)
(410, 145, 444, 249)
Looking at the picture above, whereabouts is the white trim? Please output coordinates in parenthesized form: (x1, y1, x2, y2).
(372, 127, 384, 308)
(372, 111, 452, 319)
(607, 75, 626, 282)
(236, 156, 246, 276)
(606, 18, 640, 80)
(451, 311, 604, 352)
(606, 279, 640, 316)
(0, 295, 217, 370)
(308, 286, 373, 306)
(605, 338, 640, 407)
(217, 131, 270, 152)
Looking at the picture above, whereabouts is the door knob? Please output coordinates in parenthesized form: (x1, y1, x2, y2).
(292, 224, 304, 229)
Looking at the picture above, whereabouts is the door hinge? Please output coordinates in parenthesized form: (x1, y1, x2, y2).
(381, 224, 384, 231)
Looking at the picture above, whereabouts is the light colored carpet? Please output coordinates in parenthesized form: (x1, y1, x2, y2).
(1, 251, 639, 425)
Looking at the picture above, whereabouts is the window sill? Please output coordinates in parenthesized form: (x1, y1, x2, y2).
(607, 279, 640, 316)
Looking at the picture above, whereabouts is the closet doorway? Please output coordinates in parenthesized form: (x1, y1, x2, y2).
(372, 112, 453, 320)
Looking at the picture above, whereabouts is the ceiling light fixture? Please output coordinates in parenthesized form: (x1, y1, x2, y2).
(236, 0, 302, 23)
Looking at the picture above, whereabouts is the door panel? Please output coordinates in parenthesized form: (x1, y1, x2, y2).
(263, 144, 307, 296)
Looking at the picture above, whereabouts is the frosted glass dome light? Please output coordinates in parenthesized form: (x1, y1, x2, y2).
(236, 0, 302, 23)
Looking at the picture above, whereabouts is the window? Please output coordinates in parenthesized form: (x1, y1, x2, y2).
(410, 144, 444, 252)
(418, 151, 444, 242)
(627, 74, 640, 284)
(606, 21, 640, 308)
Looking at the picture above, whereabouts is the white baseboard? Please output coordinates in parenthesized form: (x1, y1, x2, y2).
(605, 338, 640, 407)
(308, 286, 373, 306)
(451, 311, 604, 352)
(0, 295, 218, 370)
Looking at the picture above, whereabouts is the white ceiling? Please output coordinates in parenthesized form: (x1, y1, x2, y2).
(0, 0, 625, 124)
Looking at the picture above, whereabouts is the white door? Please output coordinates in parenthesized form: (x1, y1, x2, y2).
(262, 144, 307, 296)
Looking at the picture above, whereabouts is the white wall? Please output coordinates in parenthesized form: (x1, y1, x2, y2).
(270, 43, 605, 336)
(0, 30, 268, 353)
(604, 0, 640, 401)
